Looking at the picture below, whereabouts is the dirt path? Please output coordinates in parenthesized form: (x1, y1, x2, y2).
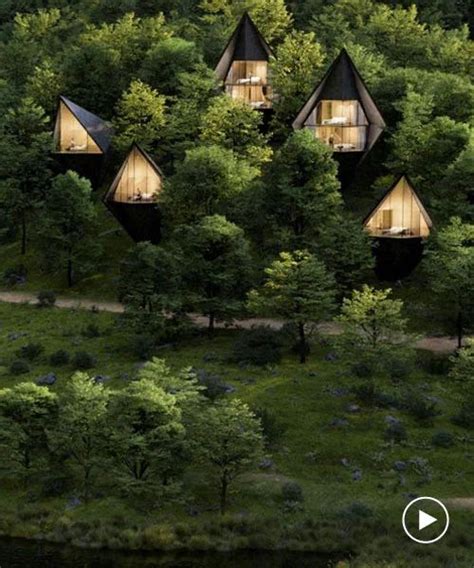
(0, 290, 469, 353)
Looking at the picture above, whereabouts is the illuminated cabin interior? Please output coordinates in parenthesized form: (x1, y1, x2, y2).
(104, 144, 163, 244)
(109, 145, 162, 204)
(215, 13, 273, 110)
(293, 49, 385, 156)
(364, 176, 432, 239)
(54, 96, 111, 155)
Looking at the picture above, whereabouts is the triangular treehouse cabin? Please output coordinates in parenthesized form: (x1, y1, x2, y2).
(215, 13, 274, 111)
(364, 175, 433, 280)
(292, 49, 385, 171)
(104, 143, 163, 245)
(53, 96, 112, 187)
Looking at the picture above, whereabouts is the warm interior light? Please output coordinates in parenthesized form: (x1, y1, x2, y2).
(225, 60, 273, 109)
(55, 102, 102, 154)
(365, 178, 431, 238)
(305, 100, 368, 152)
(113, 147, 162, 204)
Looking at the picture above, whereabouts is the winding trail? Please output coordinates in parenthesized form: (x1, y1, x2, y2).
(0, 290, 469, 353)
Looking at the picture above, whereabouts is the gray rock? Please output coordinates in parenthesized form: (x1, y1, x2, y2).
(36, 373, 57, 386)
(258, 458, 274, 470)
(223, 384, 237, 394)
(8, 331, 27, 341)
(352, 469, 362, 481)
(202, 352, 219, 363)
(393, 461, 407, 472)
(341, 458, 350, 467)
(385, 415, 401, 427)
(307, 371, 318, 377)
(325, 386, 349, 398)
(347, 404, 361, 414)
(330, 417, 349, 428)
(93, 375, 111, 384)
(65, 496, 81, 510)
(325, 353, 337, 362)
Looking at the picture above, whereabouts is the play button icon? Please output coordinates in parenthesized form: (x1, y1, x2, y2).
(402, 497, 450, 544)
(419, 510, 438, 531)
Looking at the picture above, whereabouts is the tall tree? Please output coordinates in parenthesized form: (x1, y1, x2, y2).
(0, 97, 52, 255)
(107, 377, 186, 495)
(113, 80, 166, 152)
(199, 95, 272, 168)
(196, 398, 263, 514)
(271, 30, 325, 129)
(39, 171, 99, 287)
(162, 145, 257, 224)
(49, 373, 110, 501)
(248, 250, 336, 363)
(0, 383, 57, 482)
(426, 218, 474, 348)
(177, 215, 254, 334)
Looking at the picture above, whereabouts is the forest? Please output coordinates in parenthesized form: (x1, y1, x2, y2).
(0, 1, 473, 566)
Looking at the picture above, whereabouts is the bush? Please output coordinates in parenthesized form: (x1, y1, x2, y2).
(432, 431, 455, 448)
(340, 502, 374, 521)
(384, 422, 407, 443)
(3, 265, 27, 286)
(232, 326, 283, 366)
(72, 351, 96, 370)
(351, 361, 375, 379)
(194, 369, 229, 400)
(9, 359, 30, 375)
(385, 355, 413, 381)
(416, 350, 451, 375)
(402, 391, 441, 424)
(281, 481, 304, 503)
(353, 382, 378, 405)
(37, 290, 56, 308)
(82, 323, 101, 338)
(131, 334, 156, 360)
(254, 407, 286, 448)
(451, 400, 474, 429)
(49, 349, 70, 366)
(16, 342, 44, 361)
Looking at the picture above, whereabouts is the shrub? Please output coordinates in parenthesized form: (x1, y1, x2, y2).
(402, 391, 441, 424)
(384, 422, 407, 443)
(415, 350, 451, 375)
(281, 481, 304, 503)
(432, 431, 455, 448)
(451, 400, 474, 429)
(37, 290, 56, 308)
(194, 369, 229, 400)
(353, 382, 378, 405)
(9, 359, 30, 375)
(82, 323, 101, 338)
(340, 502, 374, 521)
(49, 349, 70, 366)
(351, 361, 375, 379)
(254, 407, 286, 448)
(131, 334, 156, 361)
(16, 342, 44, 361)
(72, 351, 96, 370)
(232, 326, 283, 366)
(3, 265, 27, 286)
(386, 355, 413, 381)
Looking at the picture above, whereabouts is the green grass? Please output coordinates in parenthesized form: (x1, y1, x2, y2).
(0, 302, 473, 564)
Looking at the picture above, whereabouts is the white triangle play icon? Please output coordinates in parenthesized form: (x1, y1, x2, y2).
(419, 510, 438, 531)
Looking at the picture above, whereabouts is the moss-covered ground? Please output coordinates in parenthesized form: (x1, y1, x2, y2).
(0, 302, 473, 566)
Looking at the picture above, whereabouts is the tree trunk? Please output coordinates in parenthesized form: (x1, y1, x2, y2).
(67, 259, 74, 288)
(208, 312, 215, 338)
(21, 215, 27, 255)
(220, 472, 228, 515)
(457, 310, 463, 350)
(298, 322, 307, 364)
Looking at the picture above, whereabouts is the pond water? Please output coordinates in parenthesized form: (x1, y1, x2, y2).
(0, 537, 343, 567)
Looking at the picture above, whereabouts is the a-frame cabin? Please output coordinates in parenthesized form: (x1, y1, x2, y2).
(293, 49, 385, 176)
(215, 12, 274, 112)
(104, 143, 163, 244)
(364, 175, 433, 280)
(53, 96, 112, 187)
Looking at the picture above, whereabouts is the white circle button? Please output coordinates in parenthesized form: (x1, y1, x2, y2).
(402, 497, 450, 544)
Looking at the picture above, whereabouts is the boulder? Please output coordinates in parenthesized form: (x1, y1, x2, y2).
(36, 373, 57, 386)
